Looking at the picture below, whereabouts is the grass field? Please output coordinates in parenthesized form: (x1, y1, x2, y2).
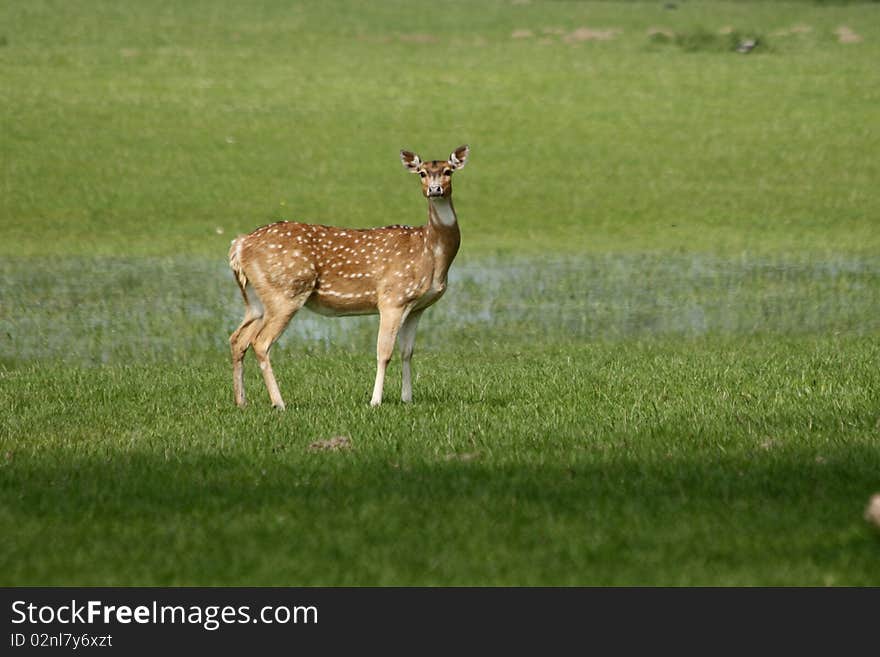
(2, 1, 879, 585)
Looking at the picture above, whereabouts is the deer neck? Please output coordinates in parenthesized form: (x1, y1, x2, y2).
(425, 197, 461, 282)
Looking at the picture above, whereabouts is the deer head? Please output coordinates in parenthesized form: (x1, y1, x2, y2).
(400, 144, 470, 198)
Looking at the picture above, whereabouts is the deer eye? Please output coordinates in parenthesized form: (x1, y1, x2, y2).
(443, 170, 453, 176)
(418, 171, 427, 178)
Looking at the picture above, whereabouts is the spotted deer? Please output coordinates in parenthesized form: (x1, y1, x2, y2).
(228, 144, 470, 408)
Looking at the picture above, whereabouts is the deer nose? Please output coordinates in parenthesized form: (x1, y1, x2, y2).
(428, 183, 443, 195)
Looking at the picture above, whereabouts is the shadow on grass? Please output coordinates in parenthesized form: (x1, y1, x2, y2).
(3, 444, 879, 585)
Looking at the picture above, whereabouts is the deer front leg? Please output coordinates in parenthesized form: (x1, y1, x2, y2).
(371, 305, 408, 407)
(398, 309, 424, 403)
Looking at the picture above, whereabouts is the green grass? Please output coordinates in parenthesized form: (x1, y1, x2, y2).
(2, 1, 880, 585)
(3, 337, 879, 585)
(2, 0, 879, 257)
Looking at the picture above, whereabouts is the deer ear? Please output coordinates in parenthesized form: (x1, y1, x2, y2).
(448, 144, 469, 170)
(400, 150, 422, 172)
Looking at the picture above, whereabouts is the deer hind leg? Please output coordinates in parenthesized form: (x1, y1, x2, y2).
(370, 305, 410, 407)
(251, 289, 312, 410)
(397, 309, 424, 403)
(231, 317, 263, 408)
(230, 281, 265, 408)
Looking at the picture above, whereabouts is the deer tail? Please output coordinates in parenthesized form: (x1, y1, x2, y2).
(228, 236, 249, 295)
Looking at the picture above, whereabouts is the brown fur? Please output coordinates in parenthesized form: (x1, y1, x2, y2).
(229, 145, 469, 408)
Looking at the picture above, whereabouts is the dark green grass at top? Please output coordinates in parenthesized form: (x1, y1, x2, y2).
(1, 336, 879, 586)
(1, 1, 879, 258)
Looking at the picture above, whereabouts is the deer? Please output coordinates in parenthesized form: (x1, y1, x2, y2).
(228, 144, 469, 409)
